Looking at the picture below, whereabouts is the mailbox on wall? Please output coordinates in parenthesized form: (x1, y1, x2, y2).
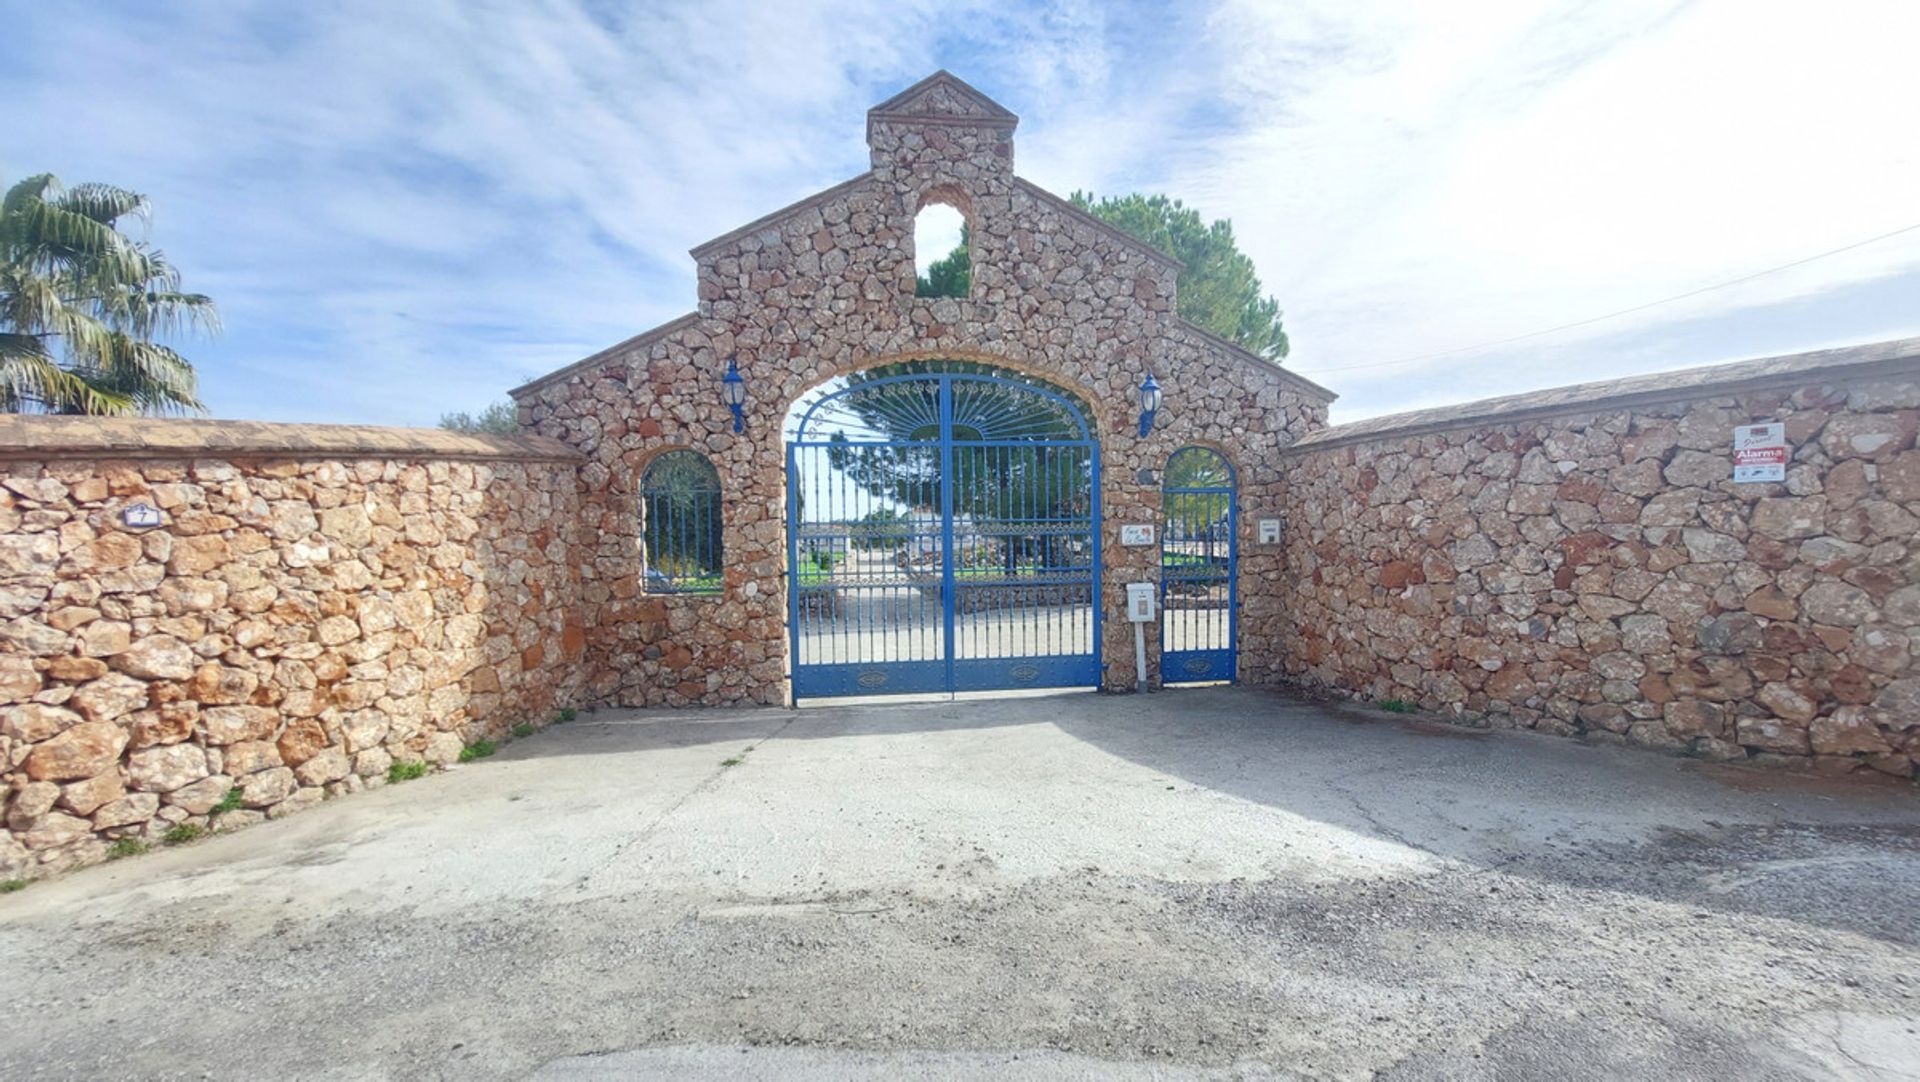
(1126, 582, 1157, 623)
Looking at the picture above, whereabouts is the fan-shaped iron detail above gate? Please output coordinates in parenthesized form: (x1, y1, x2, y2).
(793, 370, 1092, 443)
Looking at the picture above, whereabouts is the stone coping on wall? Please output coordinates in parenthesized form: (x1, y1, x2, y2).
(687, 174, 873, 262)
(1009, 179, 1186, 274)
(508, 312, 701, 400)
(1169, 319, 1339, 404)
(1283, 336, 1920, 455)
(0, 415, 584, 463)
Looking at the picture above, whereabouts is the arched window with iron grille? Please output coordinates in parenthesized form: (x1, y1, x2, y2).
(640, 450, 722, 594)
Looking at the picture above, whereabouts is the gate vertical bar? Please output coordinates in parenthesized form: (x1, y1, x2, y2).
(1089, 440, 1103, 690)
(1227, 473, 1239, 682)
(938, 373, 957, 693)
(786, 441, 802, 700)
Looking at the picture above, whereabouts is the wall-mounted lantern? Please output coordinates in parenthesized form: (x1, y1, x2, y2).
(721, 357, 747, 433)
(1136, 373, 1162, 438)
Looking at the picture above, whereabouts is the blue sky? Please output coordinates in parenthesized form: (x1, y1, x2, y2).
(4, 0, 1916, 425)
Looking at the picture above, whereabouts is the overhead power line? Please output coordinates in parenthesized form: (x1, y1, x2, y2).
(1302, 220, 1920, 376)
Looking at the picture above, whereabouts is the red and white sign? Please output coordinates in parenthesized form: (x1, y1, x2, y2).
(1733, 422, 1787, 482)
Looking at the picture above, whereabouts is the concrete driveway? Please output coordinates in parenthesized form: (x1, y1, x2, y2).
(2, 687, 1917, 1080)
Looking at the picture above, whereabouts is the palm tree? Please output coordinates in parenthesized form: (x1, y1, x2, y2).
(0, 174, 216, 415)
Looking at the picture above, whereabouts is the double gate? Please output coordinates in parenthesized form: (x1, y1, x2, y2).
(787, 366, 1101, 699)
(1160, 446, 1237, 683)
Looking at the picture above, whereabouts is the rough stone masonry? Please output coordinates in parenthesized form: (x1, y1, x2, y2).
(1264, 341, 1920, 777)
(508, 71, 1333, 709)
(0, 71, 1915, 882)
(0, 422, 587, 879)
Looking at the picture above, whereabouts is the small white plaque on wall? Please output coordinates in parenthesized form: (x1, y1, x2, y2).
(121, 503, 164, 529)
(1257, 518, 1282, 544)
(1120, 524, 1155, 546)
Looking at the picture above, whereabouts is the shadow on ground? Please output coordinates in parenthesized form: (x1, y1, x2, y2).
(508, 685, 1920, 946)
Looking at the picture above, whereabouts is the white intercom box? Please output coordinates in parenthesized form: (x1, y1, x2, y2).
(1126, 582, 1157, 622)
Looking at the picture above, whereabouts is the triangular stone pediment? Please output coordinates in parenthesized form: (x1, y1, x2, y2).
(868, 70, 1018, 128)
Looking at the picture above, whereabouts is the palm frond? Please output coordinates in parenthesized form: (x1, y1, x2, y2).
(5, 200, 147, 279)
(0, 272, 78, 341)
(89, 334, 203, 414)
(2, 171, 213, 416)
(96, 287, 222, 341)
(1, 174, 59, 219)
(0, 333, 132, 414)
(55, 182, 148, 228)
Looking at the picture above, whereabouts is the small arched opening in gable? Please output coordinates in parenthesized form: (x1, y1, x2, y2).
(912, 189, 972, 299)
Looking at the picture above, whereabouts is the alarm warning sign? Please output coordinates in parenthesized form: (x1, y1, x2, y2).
(1732, 422, 1787, 483)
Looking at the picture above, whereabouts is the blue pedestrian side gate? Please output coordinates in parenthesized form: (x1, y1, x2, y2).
(1160, 447, 1236, 684)
(787, 365, 1101, 699)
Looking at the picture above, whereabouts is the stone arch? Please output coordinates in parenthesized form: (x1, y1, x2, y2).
(913, 181, 976, 219)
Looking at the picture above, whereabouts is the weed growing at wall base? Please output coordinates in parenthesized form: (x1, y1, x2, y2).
(1, 879, 26, 893)
(106, 837, 149, 860)
(212, 787, 244, 814)
(459, 739, 497, 762)
(1378, 700, 1414, 713)
(163, 824, 205, 845)
(388, 761, 430, 783)
(512, 723, 535, 739)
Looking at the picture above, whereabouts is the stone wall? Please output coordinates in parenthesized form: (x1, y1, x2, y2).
(12, 70, 1907, 887)
(511, 72, 1332, 705)
(0, 418, 588, 880)
(1257, 340, 1920, 778)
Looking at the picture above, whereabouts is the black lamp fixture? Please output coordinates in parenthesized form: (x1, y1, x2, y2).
(1136, 372, 1162, 437)
(721, 357, 747, 433)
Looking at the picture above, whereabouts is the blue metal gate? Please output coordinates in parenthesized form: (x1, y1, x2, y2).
(787, 365, 1101, 699)
(1161, 447, 1236, 684)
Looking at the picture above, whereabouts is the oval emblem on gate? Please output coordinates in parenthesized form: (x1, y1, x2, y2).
(1008, 664, 1041, 683)
(857, 670, 889, 688)
(1183, 657, 1214, 675)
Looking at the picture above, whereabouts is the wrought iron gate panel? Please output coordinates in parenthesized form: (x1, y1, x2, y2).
(1161, 447, 1236, 684)
(788, 369, 1100, 699)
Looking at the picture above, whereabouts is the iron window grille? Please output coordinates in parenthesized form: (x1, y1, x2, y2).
(640, 450, 723, 594)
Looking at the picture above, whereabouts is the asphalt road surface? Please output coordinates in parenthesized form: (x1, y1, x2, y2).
(3, 687, 1917, 1079)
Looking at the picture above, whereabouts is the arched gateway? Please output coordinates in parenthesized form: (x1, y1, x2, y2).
(508, 71, 1335, 709)
(787, 363, 1099, 698)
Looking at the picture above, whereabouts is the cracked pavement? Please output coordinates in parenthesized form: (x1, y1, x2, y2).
(2, 687, 1917, 1079)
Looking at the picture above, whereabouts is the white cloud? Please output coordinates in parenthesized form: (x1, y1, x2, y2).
(2, 0, 1914, 425)
(1166, 0, 1920, 417)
